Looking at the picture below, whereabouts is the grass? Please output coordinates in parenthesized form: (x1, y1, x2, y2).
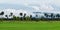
(0, 21, 60, 30)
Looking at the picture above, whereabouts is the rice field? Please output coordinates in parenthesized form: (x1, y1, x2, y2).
(0, 21, 60, 30)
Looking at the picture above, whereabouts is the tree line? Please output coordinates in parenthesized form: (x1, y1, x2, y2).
(0, 11, 60, 21)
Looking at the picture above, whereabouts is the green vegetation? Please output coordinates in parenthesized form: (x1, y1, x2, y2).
(0, 21, 60, 30)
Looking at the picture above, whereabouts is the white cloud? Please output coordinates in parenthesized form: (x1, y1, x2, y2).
(32, 6, 40, 10)
(39, 5, 54, 11)
(27, 0, 54, 11)
(0, 0, 59, 11)
(54, 0, 60, 6)
(0, 0, 54, 4)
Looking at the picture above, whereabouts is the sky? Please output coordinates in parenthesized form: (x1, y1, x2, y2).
(0, 0, 60, 12)
(0, 0, 60, 18)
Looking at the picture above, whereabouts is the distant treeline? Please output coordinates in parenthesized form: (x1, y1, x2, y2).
(0, 15, 60, 21)
(0, 11, 60, 21)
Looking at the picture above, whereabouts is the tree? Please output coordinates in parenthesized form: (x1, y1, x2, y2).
(24, 13, 26, 17)
(44, 13, 48, 17)
(0, 11, 4, 15)
(20, 13, 23, 16)
(30, 15, 32, 20)
(56, 14, 60, 19)
(13, 15, 15, 20)
(30, 15, 32, 18)
(23, 13, 26, 20)
(10, 12, 13, 16)
(5, 15, 8, 20)
(25, 16, 30, 21)
(36, 15, 38, 17)
(19, 13, 23, 20)
(9, 12, 13, 17)
(0, 11, 4, 20)
(51, 13, 53, 17)
(50, 13, 55, 20)
(50, 13, 54, 19)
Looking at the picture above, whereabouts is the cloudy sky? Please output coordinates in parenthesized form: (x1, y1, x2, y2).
(0, 0, 60, 12)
